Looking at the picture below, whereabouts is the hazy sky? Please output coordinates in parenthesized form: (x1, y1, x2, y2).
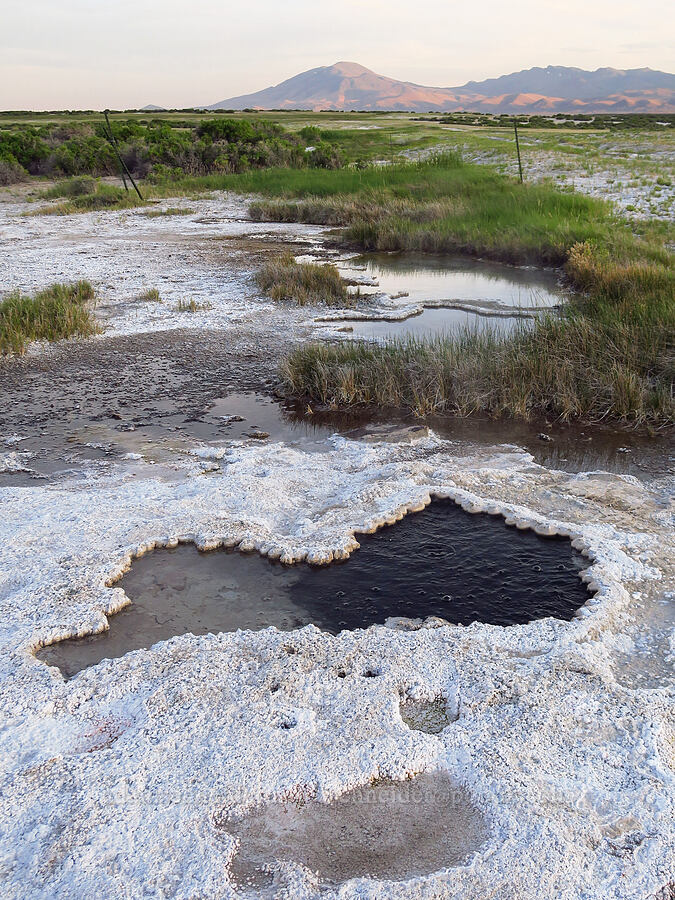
(2, 0, 673, 109)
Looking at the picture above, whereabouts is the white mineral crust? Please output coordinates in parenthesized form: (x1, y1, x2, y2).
(0, 433, 673, 899)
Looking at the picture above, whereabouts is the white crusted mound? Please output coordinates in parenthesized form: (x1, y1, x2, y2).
(1, 433, 673, 899)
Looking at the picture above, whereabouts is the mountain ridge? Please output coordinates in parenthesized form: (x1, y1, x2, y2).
(207, 62, 675, 114)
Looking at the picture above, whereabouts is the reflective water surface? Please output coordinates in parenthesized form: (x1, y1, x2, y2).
(346, 253, 568, 310)
(344, 305, 530, 340)
(334, 253, 570, 340)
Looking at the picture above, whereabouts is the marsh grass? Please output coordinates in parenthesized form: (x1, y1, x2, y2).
(256, 252, 353, 307)
(0, 281, 99, 354)
(246, 155, 627, 266)
(32, 178, 146, 215)
(282, 311, 673, 427)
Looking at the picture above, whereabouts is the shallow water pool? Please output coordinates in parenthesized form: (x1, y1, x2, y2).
(37, 499, 592, 677)
(336, 252, 568, 339)
(223, 769, 487, 890)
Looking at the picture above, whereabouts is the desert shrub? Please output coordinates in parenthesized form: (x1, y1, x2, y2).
(307, 142, 345, 169)
(0, 156, 27, 185)
(197, 118, 258, 143)
(299, 125, 322, 142)
(1, 116, 344, 184)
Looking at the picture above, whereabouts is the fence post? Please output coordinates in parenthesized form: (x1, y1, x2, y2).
(103, 110, 144, 200)
(513, 118, 524, 184)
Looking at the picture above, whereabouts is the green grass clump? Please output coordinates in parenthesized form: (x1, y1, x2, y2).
(0, 281, 99, 354)
(138, 288, 162, 302)
(142, 206, 194, 218)
(33, 180, 146, 215)
(38, 175, 97, 198)
(256, 252, 352, 307)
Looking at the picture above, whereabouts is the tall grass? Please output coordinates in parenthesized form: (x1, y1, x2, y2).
(245, 154, 652, 267)
(282, 311, 673, 426)
(0, 281, 100, 354)
(256, 252, 353, 307)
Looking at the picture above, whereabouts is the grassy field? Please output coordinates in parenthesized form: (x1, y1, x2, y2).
(0, 281, 99, 354)
(243, 154, 624, 264)
(4, 108, 672, 217)
(4, 106, 670, 221)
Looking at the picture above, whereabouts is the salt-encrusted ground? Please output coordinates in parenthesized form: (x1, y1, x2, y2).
(1, 434, 673, 898)
(0, 193, 334, 339)
(0, 194, 569, 344)
(1, 191, 674, 899)
(402, 128, 675, 221)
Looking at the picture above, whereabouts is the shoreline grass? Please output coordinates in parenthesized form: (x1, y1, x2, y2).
(281, 312, 673, 427)
(245, 154, 671, 267)
(0, 281, 100, 354)
(256, 252, 353, 307)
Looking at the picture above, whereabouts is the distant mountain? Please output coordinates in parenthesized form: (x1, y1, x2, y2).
(458, 65, 675, 99)
(207, 62, 675, 114)
(140, 104, 167, 111)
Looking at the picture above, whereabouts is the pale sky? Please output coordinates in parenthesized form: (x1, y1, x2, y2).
(2, 0, 673, 110)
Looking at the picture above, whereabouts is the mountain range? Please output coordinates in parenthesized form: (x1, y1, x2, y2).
(206, 61, 675, 114)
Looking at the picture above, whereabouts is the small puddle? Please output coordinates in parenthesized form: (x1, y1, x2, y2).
(203, 392, 337, 450)
(222, 770, 487, 891)
(37, 499, 592, 677)
(346, 253, 567, 310)
(334, 252, 568, 340)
